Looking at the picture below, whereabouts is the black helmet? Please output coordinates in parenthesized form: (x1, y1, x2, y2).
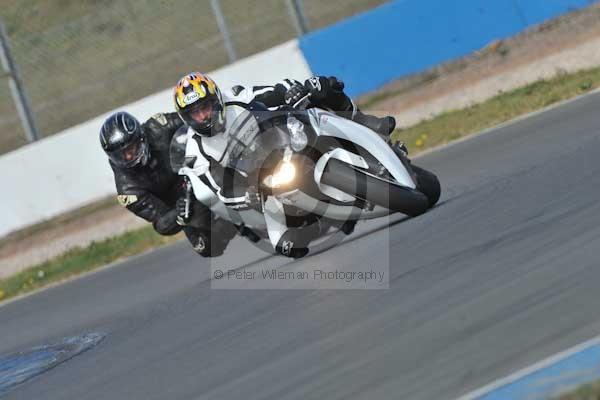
(99, 112, 149, 168)
(173, 72, 225, 137)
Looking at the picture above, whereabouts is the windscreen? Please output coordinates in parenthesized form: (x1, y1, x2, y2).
(222, 109, 290, 177)
(169, 129, 189, 173)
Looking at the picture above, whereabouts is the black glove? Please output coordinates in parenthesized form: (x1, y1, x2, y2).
(284, 82, 309, 106)
(176, 196, 192, 226)
(304, 76, 344, 103)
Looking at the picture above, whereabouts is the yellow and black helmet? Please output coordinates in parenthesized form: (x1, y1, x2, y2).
(174, 72, 225, 137)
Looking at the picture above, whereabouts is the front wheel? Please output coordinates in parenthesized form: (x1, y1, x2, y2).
(320, 158, 430, 217)
(411, 165, 441, 207)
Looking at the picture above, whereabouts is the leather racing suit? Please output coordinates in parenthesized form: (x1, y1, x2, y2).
(184, 76, 383, 258)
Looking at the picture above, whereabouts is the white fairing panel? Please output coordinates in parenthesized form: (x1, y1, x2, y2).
(309, 110, 416, 189)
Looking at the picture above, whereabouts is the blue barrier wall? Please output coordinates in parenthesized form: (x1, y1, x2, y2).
(299, 0, 594, 97)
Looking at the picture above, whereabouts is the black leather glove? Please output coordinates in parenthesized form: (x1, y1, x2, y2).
(304, 76, 345, 104)
(284, 82, 309, 106)
(176, 196, 192, 226)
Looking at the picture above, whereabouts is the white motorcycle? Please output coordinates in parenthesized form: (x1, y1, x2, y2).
(170, 99, 440, 255)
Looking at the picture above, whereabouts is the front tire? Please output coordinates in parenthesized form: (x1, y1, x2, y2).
(411, 165, 441, 207)
(320, 159, 430, 217)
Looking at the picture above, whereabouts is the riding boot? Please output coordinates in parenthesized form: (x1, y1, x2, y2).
(352, 111, 396, 136)
(388, 140, 408, 158)
(311, 76, 397, 136)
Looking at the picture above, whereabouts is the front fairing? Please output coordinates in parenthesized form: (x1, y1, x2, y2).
(221, 109, 291, 177)
(306, 108, 417, 189)
(169, 129, 189, 173)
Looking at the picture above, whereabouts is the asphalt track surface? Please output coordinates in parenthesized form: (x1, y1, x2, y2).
(2, 92, 600, 399)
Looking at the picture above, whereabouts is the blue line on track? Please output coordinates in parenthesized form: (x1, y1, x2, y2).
(0, 333, 105, 396)
(479, 344, 600, 400)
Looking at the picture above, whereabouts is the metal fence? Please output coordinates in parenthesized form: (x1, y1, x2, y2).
(0, 0, 387, 154)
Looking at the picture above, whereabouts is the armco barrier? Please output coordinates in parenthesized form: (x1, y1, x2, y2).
(0, 40, 312, 237)
(299, 0, 593, 97)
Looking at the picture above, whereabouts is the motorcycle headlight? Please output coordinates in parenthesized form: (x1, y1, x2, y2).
(287, 115, 308, 152)
(263, 160, 296, 188)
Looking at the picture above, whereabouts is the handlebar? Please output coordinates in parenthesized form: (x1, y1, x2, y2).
(292, 93, 312, 111)
(183, 177, 192, 220)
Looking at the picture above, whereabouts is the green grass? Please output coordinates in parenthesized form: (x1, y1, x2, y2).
(2, 65, 600, 303)
(0, 196, 118, 250)
(0, 226, 180, 302)
(388, 67, 600, 152)
(554, 379, 600, 399)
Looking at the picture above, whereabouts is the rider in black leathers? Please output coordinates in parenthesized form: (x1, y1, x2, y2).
(108, 112, 184, 235)
(100, 111, 236, 257)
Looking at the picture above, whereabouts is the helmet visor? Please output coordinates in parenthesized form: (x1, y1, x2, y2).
(189, 100, 214, 125)
(109, 140, 147, 168)
(181, 97, 221, 135)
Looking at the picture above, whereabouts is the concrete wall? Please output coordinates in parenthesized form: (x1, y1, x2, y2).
(0, 40, 312, 237)
(299, 0, 594, 97)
